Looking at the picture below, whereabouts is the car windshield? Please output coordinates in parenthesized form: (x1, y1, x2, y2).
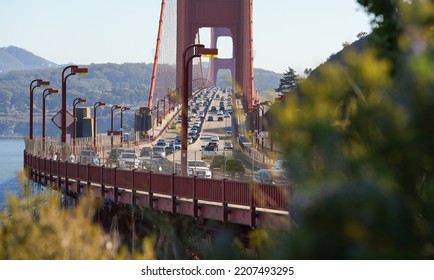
(188, 161, 207, 167)
(122, 153, 135, 158)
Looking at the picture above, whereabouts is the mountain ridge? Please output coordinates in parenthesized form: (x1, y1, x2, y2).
(0, 46, 58, 73)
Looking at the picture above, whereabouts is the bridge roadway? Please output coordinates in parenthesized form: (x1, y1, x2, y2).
(155, 87, 235, 169)
(24, 87, 290, 228)
(24, 150, 290, 228)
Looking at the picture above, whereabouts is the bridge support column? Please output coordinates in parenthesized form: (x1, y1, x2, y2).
(170, 174, 176, 214)
(193, 176, 198, 218)
(222, 179, 228, 222)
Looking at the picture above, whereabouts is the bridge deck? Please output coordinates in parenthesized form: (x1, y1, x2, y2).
(24, 151, 291, 228)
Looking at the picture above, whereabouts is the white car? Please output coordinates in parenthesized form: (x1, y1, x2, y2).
(211, 135, 220, 142)
(151, 146, 166, 158)
(187, 160, 212, 178)
(118, 152, 140, 169)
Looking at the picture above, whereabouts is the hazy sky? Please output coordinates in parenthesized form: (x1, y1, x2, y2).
(0, 0, 372, 74)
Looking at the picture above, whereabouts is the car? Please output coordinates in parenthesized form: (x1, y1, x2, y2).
(165, 145, 175, 155)
(187, 160, 212, 178)
(201, 146, 217, 157)
(140, 147, 152, 157)
(151, 146, 166, 158)
(217, 116, 224, 121)
(210, 106, 217, 112)
(118, 152, 140, 169)
(272, 160, 289, 170)
(79, 150, 99, 165)
(223, 141, 233, 150)
(188, 131, 198, 140)
(211, 135, 220, 142)
(202, 141, 218, 151)
(155, 140, 168, 148)
(107, 148, 125, 165)
(225, 130, 232, 136)
(173, 142, 181, 150)
(253, 169, 291, 185)
(207, 116, 214, 121)
(191, 127, 198, 134)
(217, 110, 224, 115)
(224, 112, 231, 118)
(199, 111, 205, 118)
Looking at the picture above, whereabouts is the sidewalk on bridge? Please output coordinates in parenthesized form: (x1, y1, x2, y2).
(233, 98, 275, 170)
(134, 104, 181, 150)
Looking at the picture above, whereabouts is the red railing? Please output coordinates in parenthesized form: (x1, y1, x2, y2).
(24, 151, 290, 227)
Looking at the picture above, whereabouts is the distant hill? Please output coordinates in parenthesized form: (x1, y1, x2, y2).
(0, 46, 57, 74)
(0, 49, 282, 136)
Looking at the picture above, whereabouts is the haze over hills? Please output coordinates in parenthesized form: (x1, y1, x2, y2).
(0, 46, 58, 73)
(0, 46, 283, 136)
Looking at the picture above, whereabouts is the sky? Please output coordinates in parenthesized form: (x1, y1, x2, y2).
(0, 0, 372, 74)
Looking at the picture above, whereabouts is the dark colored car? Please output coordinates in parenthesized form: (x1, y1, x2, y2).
(106, 148, 125, 165)
(253, 169, 291, 185)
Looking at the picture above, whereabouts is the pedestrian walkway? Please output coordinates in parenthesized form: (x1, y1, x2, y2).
(233, 98, 274, 170)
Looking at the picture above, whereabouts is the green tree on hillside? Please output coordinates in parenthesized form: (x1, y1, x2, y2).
(275, 67, 300, 95)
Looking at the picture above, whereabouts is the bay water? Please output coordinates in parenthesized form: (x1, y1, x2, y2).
(0, 139, 25, 209)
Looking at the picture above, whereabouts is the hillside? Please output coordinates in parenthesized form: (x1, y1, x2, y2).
(0, 49, 282, 136)
(0, 46, 57, 74)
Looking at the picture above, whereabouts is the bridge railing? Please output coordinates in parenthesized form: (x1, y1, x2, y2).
(24, 150, 290, 212)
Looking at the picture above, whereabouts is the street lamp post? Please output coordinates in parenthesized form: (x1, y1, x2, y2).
(61, 65, 88, 159)
(111, 105, 121, 147)
(181, 44, 218, 176)
(156, 98, 164, 126)
(134, 109, 140, 144)
(29, 79, 50, 140)
(42, 88, 59, 152)
(259, 101, 272, 152)
(120, 106, 130, 144)
(73, 97, 87, 154)
(149, 106, 157, 139)
(93, 101, 106, 148)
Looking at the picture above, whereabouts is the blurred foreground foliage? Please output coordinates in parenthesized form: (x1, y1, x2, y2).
(3, 0, 434, 260)
(263, 0, 434, 259)
(0, 171, 155, 260)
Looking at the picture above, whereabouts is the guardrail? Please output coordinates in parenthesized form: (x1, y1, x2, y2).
(24, 151, 291, 228)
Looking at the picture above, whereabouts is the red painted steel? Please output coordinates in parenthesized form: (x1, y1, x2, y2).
(88, 165, 101, 184)
(133, 170, 150, 192)
(115, 169, 133, 189)
(66, 162, 78, 179)
(173, 175, 194, 198)
(58, 161, 67, 178)
(176, 0, 255, 108)
(254, 184, 288, 210)
(78, 164, 88, 182)
(24, 152, 290, 227)
(225, 180, 251, 206)
(102, 166, 114, 186)
(195, 177, 222, 202)
(148, 0, 166, 108)
(50, 159, 58, 176)
(151, 173, 172, 195)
